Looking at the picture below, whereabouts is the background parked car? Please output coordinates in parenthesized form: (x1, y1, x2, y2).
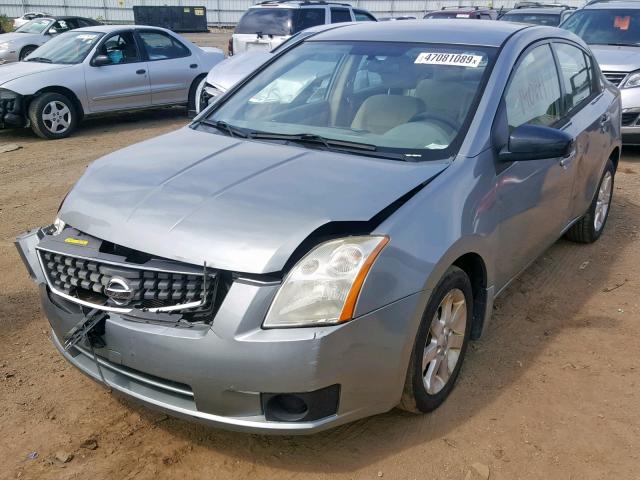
(0, 16, 100, 63)
(229, 0, 375, 56)
(0, 25, 224, 139)
(499, 3, 576, 26)
(195, 22, 354, 114)
(560, 0, 640, 144)
(424, 6, 499, 20)
(13, 11, 51, 29)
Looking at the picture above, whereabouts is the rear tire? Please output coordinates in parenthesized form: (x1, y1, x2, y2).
(28, 92, 77, 140)
(399, 266, 473, 413)
(19, 45, 37, 61)
(565, 159, 615, 244)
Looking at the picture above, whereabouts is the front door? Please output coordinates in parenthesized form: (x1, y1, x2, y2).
(137, 30, 193, 106)
(84, 31, 151, 113)
(495, 44, 577, 288)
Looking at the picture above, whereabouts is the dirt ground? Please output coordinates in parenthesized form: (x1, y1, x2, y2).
(1, 32, 640, 480)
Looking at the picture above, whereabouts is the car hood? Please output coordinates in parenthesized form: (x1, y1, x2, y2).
(60, 127, 449, 274)
(207, 51, 272, 91)
(589, 44, 640, 72)
(0, 61, 71, 85)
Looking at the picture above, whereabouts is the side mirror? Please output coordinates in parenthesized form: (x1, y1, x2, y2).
(92, 54, 111, 67)
(499, 124, 573, 162)
(48, 28, 58, 35)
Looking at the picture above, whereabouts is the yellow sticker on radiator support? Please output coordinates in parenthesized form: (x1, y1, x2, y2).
(64, 238, 89, 246)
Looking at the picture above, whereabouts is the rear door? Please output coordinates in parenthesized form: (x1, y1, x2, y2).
(137, 29, 193, 106)
(83, 30, 151, 112)
(552, 41, 613, 221)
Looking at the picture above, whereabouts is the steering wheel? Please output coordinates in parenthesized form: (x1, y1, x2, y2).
(409, 112, 461, 133)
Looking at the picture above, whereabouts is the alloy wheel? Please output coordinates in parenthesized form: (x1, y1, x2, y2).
(422, 288, 467, 395)
(594, 171, 613, 232)
(42, 101, 71, 134)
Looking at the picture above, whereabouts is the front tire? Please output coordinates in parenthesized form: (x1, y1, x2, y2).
(28, 92, 77, 140)
(565, 159, 615, 244)
(399, 266, 473, 413)
(19, 45, 37, 61)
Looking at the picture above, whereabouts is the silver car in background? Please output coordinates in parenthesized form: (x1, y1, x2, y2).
(16, 21, 620, 434)
(0, 16, 100, 63)
(13, 12, 51, 29)
(0, 25, 224, 139)
(561, 0, 640, 144)
(195, 23, 352, 113)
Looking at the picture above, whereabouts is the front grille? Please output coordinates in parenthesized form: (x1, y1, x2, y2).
(602, 71, 627, 87)
(39, 250, 214, 319)
(622, 112, 639, 126)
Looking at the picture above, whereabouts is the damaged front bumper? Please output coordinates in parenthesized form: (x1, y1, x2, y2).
(0, 89, 26, 128)
(15, 227, 425, 434)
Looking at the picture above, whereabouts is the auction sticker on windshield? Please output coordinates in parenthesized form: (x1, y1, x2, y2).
(415, 52, 483, 67)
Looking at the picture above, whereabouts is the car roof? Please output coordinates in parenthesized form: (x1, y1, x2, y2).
(70, 24, 170, 33)
(584, 0, 640, 8)
(504, 7, 565, 14)
(249, 0, 350, 8)
(310, 19, 529, 47)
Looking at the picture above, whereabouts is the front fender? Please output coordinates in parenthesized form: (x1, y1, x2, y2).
(357, 152, 498, 323)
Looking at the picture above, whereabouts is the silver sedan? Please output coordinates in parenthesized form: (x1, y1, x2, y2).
(0, 25, 224, 139)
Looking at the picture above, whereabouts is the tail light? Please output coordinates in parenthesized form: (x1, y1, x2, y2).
(228, 37, 233, 56)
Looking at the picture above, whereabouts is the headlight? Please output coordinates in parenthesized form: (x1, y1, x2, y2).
(622, 71, 640, 89)
(0, 42, 10, 51)
(52, 217, 66, 235)
(263, 236, 389, 328)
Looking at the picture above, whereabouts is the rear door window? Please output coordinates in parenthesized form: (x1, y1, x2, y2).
(554, 43, 593, 112)
(354, 10, 376, 22)
(330, 8, 352, 23)
(138, 31, 190, 60)
(295, 8, 325, 31)
(235, 9, 294, 36)
(505, 44, 563, 129)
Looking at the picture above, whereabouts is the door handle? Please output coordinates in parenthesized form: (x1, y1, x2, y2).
(136, 69, 146, 75)
(190, 63, 198, 69)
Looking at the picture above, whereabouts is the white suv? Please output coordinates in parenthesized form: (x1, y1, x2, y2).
(229, 1, 375, 55)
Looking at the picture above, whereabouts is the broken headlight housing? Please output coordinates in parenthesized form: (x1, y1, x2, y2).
(263, 236, 388, 328)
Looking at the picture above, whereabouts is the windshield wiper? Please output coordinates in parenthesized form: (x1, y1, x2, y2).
(198, 119, 249, 138)
(249, 132, 411, 161)
(24, 57, 52, 63)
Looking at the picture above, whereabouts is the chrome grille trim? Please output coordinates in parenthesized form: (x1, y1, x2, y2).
(602, 71, 627, 87)
(36, 248, 211, 314)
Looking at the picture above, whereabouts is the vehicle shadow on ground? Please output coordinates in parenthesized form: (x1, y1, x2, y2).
(131, 193, 638, 474)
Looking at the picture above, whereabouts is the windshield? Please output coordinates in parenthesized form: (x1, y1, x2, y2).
(561, 9, 640, 45)
(16, 18, 51, 34)
(235, 9, 295, 36)
(204, 41, 495, 161)
(501, 12, 561, 26)
(24, 31, 102, 64)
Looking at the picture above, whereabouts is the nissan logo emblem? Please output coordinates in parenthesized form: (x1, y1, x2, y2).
(105, 277, 135, 306)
